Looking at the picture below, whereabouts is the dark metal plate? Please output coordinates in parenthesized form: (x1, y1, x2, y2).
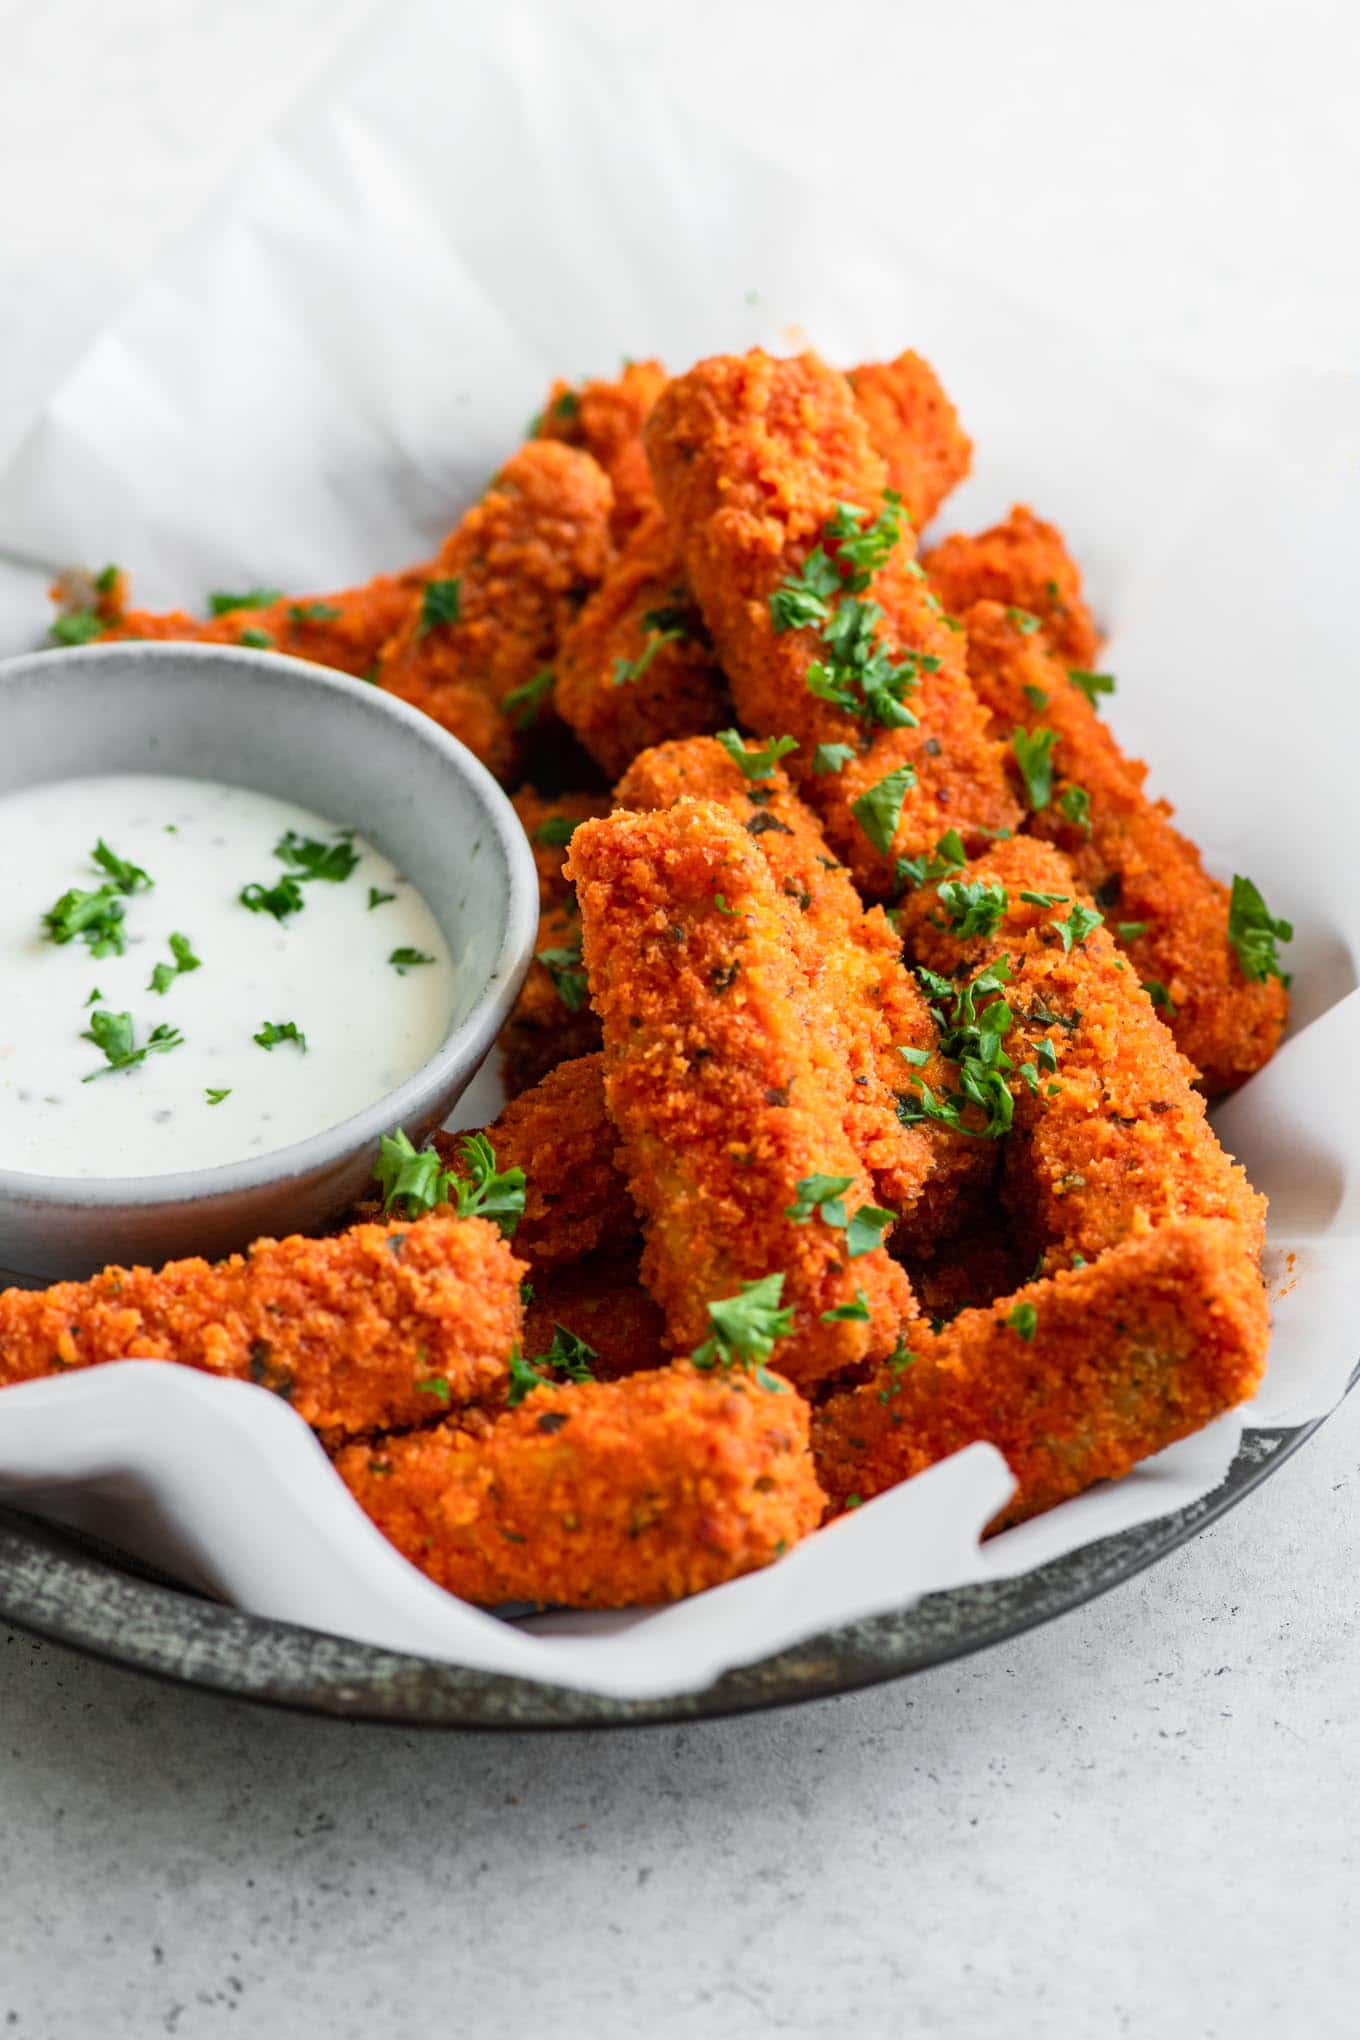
(0, 1403, 1340, 1729)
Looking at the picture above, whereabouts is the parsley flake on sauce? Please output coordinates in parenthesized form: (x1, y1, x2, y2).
(253, 1019, 307, 1052)
(389, 947, 435, 974)
(81, 1009, 184, 1082)
(274, 830, 360, 884)
(367, 886, 397, 910)
(43, 885, 127, 957)
(92, 839, 152, 894)
(239, 876, 305, 923)
(148, 931, 201, 996)
(205, 1088, 232, 1105)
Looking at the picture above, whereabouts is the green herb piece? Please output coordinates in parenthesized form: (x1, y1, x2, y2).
(367, 886, 397, 910)
(92, 839, 152, 894)
(208, 588, 283, 615)
(898, 958, 1016, 1140)
(274, 830, 360, 884)
(1011, 726, 1058, 810)
(504, 668, 554, 727)
(813, 742, 856, 775)
(769, 497, 929, 729)
(445, 1131, 527, 1237)
(288, 601, 342, 623)
(506, 1324, 598, 1406)
(784, 1174, 895, 1258)
(935, 878, 1008, 939)
(878, 1337, 917, 1402)
(1051, 901, 1104, 952)
(715, 729, 798, 780)
(611, 624, 685, 687)
(1117, 920, 1148, 941)
(536, 936, 589, 1012)
(821, 1288, 871, 1323)
(94, 564, 120, 596)
(1007, 607, 1042, 635)
(553, 389, 581, 421)
(147, 930, 201, 995)
(1058, 784, 1092, 835)
(373, 1129, 448, 1215)
(1228, 875, 1293, 985)
(50, 610, 104, 646)
(851, 763, 916, 855)
(824, 491, 911, 586)
(768, 546, 841, 633)
(239, 875, 305, 922)
(843, 1494, 864, 1510)
(1143, 978, 1177, 1014)
(1020, 890, 1070, 909)
(1022, 683, 1050, 710)
(531, 815, 579, 848)
(238, 628, 274, 649)
(691, 1272, 793, 1391)
(414, 1374, 451, 1404)
(42, 885, 127, 956)
(1068, 668, 1116, 708)
(898, 1045, 931, 1068)
(81, 1010, 184, 1081)
(205, 1088, 231, 1105)
(844, 1204, 896, 1258)
(253, 1019, 307, 1052)
(389, 946, 435, 974)
(713, 893, 737, 916)
(895, 828, 968, 891)
(417, 576, 462, 637)
(84, 986, 103, 1006)
(1006, 1302, 1038, 1341)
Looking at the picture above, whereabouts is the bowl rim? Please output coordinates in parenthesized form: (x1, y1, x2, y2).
(0, 640, 539, 1208)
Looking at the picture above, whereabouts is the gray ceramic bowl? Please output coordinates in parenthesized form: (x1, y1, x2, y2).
(0, 642, 538, 1281)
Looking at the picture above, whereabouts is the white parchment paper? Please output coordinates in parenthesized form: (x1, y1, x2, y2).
(0, 0, 1355, 1698)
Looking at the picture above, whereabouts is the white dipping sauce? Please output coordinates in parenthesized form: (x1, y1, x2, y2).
(0, 775, 456, 1179)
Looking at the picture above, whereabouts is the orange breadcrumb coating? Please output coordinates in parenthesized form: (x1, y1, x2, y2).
(567, 801, 916, 1391)
(645, 351, 1018, 893)
(462, 1054, 637, 1267)
(522, 1251, 667, 1382)
(376, 440, 615, 783)
(499, 896, 602, 1098)
(898, 836, 1267, 1268)
(555, 511, 730, 777)
(959, 600, 1288, 1094)
(75, 567, 427, 678)
(510, 786, 612, 908)
(924, 505, 1100, 666)
(534, 359, 671, 541)
(335, 1361, 824, 1608)
(813, 1218, 1269, 1526)
(615, 735, 992, 1242)
(846, 350, 973, 530)
(0, 1213, 522, 1440)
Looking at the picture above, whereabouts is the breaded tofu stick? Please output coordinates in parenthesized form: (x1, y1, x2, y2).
(846, 350, 973, 530)
(510, 786, 613, 908)
(958, 600, 1289, 1094)
(534, 359, 671, 541)
(522, 1250, 668, 1382)
(646, 351, 1018, 894)
(499, 896, 602, 1097)
(460, 1054, 637, 1267)
(376, 441, 614, 783)
(567, 801, 916, 1390)
(68, 566, 429, 678)
(615, 734, 992, 1241)
(813, 1218, 1269, 1525)
(0, 1213, 522, 1440)
(335, 1361, 824, 1608)
(898, 836, 1267, 1267)
(923, 504, 1100, 666)
(555, 510, 730, 777)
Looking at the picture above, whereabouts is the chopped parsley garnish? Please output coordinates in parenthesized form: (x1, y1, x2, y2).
(42, 885, 127, 956)
(851, 763, 916, 855)
(895, 827, 968, 891)
(371, 1129, 525, 1237)
(1116, 920, 1148, 941)
(504, 668, 554, 728)
(1022, 683, 1049, 710)
(821, 1288, 871, 1323)
(898, 959, 1017, 1140)
(417, 576, 462, 637)
(94, 563, 120, 596)
(1227, 875, 1293, 985)
(537, 935, 589, 1012)
(1011, 726, 1058, 810)
(414, 1374, 451, 1404)
(81, 1009, 184, 1081)
(715, 729, 798, 780)
(935, 878, 1008, 939)
(611, 624, 686, 688)
(367, 886, 397, 910)
(784, 1174, 896, 1258)
(205, 1087, 231, 1105)
(288, 601, 342, 623)
(84, 986, 103, 1006)
(1143, 978, 1177, 1014)
(1057, 784, 1092, 835)
(208, 588, 282, 615)
(691, 1272, 792, 1391)
(50, 611, 104, 646)
(1006, 607, 1042, 635)
(389, 947, 435, 973)
(92, 839, 152, 894)
(253, 1019, 307, 1052)
(239, 875, 305, 923)
(1020, 889, 1070, 909)
(238, 628, 274, 649)
(1050, 901, 1104, 952)
(1006, 1302, 1038, 1341)
(531, 815, 580, 848)
(274, 830, 360, 884)
(147, 930, 201, 995)
(877, 1337, 917, 1402)
(506, 1325, 598, 1406)
(1069, 668, 1116, 709)
(813, 742, 856, 775)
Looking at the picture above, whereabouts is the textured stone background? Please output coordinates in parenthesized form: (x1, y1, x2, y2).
(1, 2, 1357, 2032)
